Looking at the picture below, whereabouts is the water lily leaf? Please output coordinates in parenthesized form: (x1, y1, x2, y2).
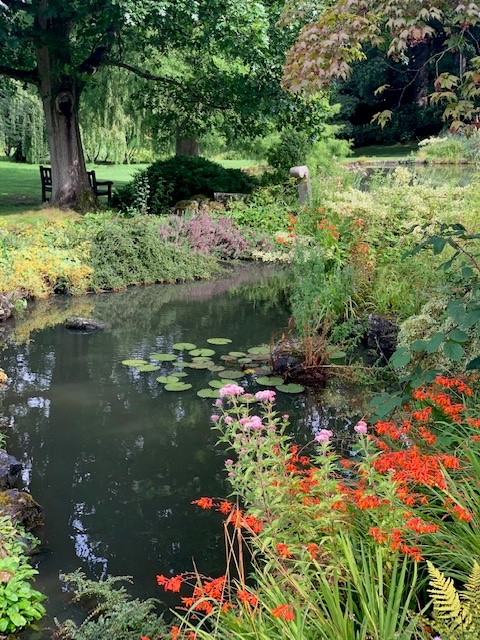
(189, 348, 216, 357)
(172, 360, 185, 367)
(276, 383, 305, 394)
(248, 345, 270, 355)
(238, 357, 252, 364)
(164, 382, 192, 391)
(207, 364, 225, 372)
(207, 338, 232, 345)
(256, 376, 284, 386)
(173, 371, 188, 378)
(218, 370, 244, 379)
(172, 342, 197, 351)
(197, 388, 220, 398)
(260, 365, 271, 372)
(221, 355, 237, 362)
(135, 364, 161, 372)
(192, 356, 213, 363)
(229, 351, 246, 358)
(150, 353, 177, 362)
(238, 395, 258, 404)
(249, 353, 270, 362)
(156, 375, 180, 384)
(122, 359, 148, 366)
(209, 379, 237, 388)
(186, 361, 210, 369)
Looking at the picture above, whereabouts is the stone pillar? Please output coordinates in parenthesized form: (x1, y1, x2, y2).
(290, 165, 311, 205)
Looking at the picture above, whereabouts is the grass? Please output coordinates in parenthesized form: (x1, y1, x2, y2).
(348, 144, 418, 161)
(0, 158, 258, 224)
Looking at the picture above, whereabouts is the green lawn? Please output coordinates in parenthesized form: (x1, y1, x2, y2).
(348, 143, 418, 161)
(0, 158, 258, 224)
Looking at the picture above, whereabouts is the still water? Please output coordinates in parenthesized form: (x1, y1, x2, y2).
(0, 265, 364, 633)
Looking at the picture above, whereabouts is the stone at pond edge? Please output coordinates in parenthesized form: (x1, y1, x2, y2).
(0, 450, 22, 489)
(0, 490, 44, 531)
(0, 295, 14, 322)
(367, 314, 399, 359)
(65, 317, 107, 332)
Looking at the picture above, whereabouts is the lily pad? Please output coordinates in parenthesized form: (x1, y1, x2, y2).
(221, 355, 237, 362)
(150, 353, 177, 362)
(185, 361, 210, 369)
(135, 364, 161, 372)
(248, 345, 270, 355)
(256, 376, 284, 386)
(207, 364, 225, 372)
(172, 360, 185, 367)
(209, 379, 238, 388)
(207, 338, 232, 345)
(189, 348, 216, 357)
(238, 395, 258, 404)
(229, 351, 246, 358)
(192, 356, 213, 363)
(172, 342, 197, 351)
(122, 359, 148, 367)
(276, 383, 305, 394)
(173, 371, 188, 378)
(197, 388, 220, 399)
(156, 375, 180, 384)
(238, 357, 252, 364)
(164, 382, 192, 392)
(218, 370, 244, 379)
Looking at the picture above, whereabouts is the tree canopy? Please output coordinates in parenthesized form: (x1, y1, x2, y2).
(282, 0, 480, 130)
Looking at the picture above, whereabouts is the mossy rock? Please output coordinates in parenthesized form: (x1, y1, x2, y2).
(0, 489, 44, 531)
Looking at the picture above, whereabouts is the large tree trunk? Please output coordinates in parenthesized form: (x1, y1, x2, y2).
(36, 48, 97, 211)
(175, 129, 200, 156)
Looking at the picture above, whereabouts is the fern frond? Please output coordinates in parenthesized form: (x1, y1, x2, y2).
(427, 562, 463, 621)
(461, 561, 480, 623)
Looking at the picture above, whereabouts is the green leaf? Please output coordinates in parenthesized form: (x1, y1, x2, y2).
(206, 338, 232, 345)
(256, 376, 284, 385)
(443, 341, 464, 361)
(424, 332, 445, 353)
(247, 345, 270, 355)
(164, 382, 192, 391)
(410, 340, 429, 352)
(466, 357, 480, 370)
(276, 383, 305, 394)
(218, 370, 244, 379)
(121, 359, 148, 366)
(8, 611, 27, 627)
(447, 299, 466, 324)
(135, 364, 161, 372)
(430, 236, 446, 254)
(189, 348, 216, 357)
(172, 342, 197, 351)
(197, 388, 220, 398)
(389, 348, 412, 369)
(447, 328, 469, 343)
(156, 375, 180, 384)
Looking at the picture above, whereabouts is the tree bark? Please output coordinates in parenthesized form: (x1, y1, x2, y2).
(36, 47, 97, 211)
(175, 134, 200, 156)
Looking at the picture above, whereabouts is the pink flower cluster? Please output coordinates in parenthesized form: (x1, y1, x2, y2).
(219, 384, 244, 397)
(315, 429, 333, 443)
(354, 420, 368, 434)
(255, 390, 276, 403)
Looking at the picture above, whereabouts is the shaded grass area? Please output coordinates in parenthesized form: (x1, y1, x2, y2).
(0, 158, 258, 222)
(348, 144, 418, 161)
(0, 160, 149, 220)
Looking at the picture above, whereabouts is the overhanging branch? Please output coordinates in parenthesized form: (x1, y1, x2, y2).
(107, 59, 230, 110)
(0, 64, 38, 84)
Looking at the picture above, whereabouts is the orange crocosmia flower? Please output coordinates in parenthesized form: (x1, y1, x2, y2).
(164, 576, 183, 592)
(192, 497, 213, 509)
(355, 493, 382, 509)
(277, 543, 293, 558)
(171, 627, 180, 640)
(271, 603, 295, 621)
(218, 500, 233, 515)
(156, 574, 167, 586)
(440, 455, 460, 469)
(141, 637, 151, 640)
(203, 576, 225, 600)
(452, 504, 473, 522)
(418, 426, 436, 445)
(306, 543, 319, 559)
(467, 418, 480, 428)
(244, 514, 263, 534)
(276, 236, 286, 244)
(228, 509, 243, 528)
(412, 407, 433, 423)
(369, 527, 387, 544)
(405, 517, 439, 534)
(238, 588, 259, 607)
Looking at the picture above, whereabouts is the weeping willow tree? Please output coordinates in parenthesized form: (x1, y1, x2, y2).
(0, 77, 48, 162)
(79, 67, 159, 164)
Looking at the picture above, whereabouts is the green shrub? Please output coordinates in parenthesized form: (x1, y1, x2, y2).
(55, 571, 167, 640)
(0, 516, 45, 635)
(266, 128, 311, 180)
(77, 214, 219, 291)
(114, 156, 256, 215)
(417, 134, 480, 164)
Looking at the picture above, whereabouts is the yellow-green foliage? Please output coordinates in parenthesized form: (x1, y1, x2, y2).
(427, 561, 480, 640)
(0, 223, 92, 299)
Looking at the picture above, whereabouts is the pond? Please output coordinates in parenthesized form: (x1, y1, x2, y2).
(351, 162, 477, 188)
(0, 265, 366, 635)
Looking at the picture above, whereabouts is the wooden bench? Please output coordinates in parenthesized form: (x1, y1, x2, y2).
(40, 166, 114, 204)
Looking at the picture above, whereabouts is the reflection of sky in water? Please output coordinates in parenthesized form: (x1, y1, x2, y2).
(0, 268, 369, 633)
